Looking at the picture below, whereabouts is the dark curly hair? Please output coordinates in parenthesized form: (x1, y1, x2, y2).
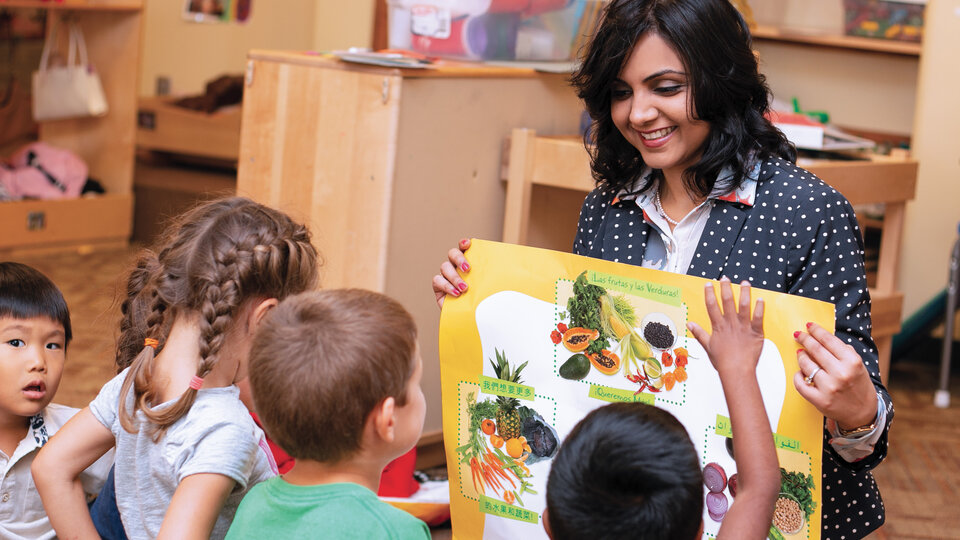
(571, 0, 795, 196)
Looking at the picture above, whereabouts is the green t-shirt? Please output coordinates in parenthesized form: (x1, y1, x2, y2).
(225, 478, 431, 540)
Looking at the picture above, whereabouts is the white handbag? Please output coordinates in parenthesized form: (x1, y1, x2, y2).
(32, 17, 108, 121)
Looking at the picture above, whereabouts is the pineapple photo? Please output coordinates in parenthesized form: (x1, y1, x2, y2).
(490, 349, 527, 441)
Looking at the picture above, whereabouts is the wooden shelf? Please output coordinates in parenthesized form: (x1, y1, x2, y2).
(752, 24, 921, 57)
(0, 0, 142, 11)
(0, 0, 142, 253)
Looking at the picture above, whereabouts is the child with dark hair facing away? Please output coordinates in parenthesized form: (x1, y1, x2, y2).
(544, 279, 780, 540)
(33, 197, 319, 539)
(0, 262, 113, 539)
(225, 289, 430, 540)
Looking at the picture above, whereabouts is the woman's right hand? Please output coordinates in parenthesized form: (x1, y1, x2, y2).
(432, 238, 472, 309)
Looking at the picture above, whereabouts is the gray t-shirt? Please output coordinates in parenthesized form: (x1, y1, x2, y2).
(90, 368, 275, 540)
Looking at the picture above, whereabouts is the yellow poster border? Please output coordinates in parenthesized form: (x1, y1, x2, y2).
(439, 239, 828, 539)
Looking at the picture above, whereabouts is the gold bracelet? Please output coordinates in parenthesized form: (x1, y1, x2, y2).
(837, 397, 881, 437)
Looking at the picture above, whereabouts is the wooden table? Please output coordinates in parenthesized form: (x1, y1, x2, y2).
(501, 129, 918, 383)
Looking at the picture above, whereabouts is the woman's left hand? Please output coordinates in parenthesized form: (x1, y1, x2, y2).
(794, 322, 878, 431)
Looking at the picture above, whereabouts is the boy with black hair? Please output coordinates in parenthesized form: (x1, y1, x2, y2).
(545, 279, 781, 540)
(226, 289, 430, 539)
(0, 262, 112, 539)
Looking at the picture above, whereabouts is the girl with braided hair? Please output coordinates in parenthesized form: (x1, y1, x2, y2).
(34, 197, 319, 540)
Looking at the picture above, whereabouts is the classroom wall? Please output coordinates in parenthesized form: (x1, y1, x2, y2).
(755, 44, 918, 136)
(752, 0, 843, 34)
(313, 1, 375, 53)
(139, 0, 375, 96)
(898, 0, 960, 318)
(139, 0, 314, 95)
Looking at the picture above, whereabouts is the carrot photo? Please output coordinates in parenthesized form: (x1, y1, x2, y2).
(457, 350, 559, 509)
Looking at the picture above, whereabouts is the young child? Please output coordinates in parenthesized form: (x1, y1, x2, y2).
(0, 262, 113, 539)
(544, 279, 780, 540)
(32, 197, 319, 540)
(225, 289, 430, 539)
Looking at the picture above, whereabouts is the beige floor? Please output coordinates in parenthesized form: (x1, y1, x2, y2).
(5, 245, 959, 539)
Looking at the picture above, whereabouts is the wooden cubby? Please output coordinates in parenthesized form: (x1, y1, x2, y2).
(1, 0, 141, 254)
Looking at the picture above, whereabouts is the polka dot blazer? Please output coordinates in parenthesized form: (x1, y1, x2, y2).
(573, 157, 893, 539)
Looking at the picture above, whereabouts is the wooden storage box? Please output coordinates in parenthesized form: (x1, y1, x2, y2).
(137, 96, 242, 163)
(0, 194, 133, 252)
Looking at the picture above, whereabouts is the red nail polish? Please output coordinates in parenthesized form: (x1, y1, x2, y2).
(458, 282, 467, 292)
(794, 331, 800, 339)
(797, 349, 804, 355)
(806, 322, 813, 329)
(460, 238, 468, 246)
(461, 262, 470, 272)
(450, 289, 460, 297)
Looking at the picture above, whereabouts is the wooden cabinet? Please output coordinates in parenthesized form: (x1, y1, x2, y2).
(236, 52, 583, 433)
(1, 1, 141, 253)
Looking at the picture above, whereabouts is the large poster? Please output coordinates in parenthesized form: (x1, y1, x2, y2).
(439, 240, 829, 539)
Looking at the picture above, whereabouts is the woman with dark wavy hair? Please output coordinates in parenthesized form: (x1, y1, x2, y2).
(572, 0, 795, 198)
(434, 1, 890, 538)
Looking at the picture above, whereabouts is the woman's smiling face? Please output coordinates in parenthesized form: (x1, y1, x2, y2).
(610, 32, 711, 183)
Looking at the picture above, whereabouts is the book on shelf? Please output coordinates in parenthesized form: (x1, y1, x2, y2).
(768, 110, 877, 152)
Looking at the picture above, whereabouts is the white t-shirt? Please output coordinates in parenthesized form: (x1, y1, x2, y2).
(89, 368, 275, 540)
(0, 403, 114, 540)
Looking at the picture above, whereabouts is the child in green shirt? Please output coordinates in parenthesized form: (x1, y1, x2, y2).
(226, 289, 430, 540)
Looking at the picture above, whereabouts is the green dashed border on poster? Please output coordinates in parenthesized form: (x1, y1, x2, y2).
(457, 382, 558, 503)
(554, 278, 690, 407)
(701, 425, 815, 540)
(457, 382, 480, 503)
(714, 414, 803, 453)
